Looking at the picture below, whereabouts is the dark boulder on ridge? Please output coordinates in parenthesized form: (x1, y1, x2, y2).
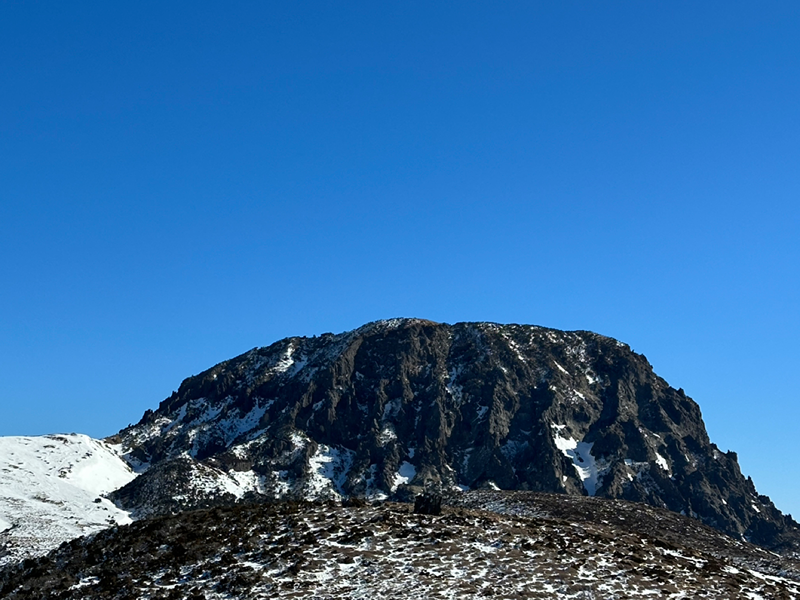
(110, 318, 800, 555)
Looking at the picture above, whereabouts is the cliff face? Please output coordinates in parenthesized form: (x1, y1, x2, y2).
(111, 318, 800, 554)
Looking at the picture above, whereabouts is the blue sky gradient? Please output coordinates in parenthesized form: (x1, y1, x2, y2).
(2, 2, 799, 516)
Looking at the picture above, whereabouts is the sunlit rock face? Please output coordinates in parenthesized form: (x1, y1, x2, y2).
(111, 318, 800, 554)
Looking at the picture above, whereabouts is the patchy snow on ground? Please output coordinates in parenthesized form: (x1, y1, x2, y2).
(0, 433, 138, 567)
(9, 502, 798, 600)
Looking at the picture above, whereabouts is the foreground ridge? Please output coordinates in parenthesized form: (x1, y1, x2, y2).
(2, 496, 799, 599)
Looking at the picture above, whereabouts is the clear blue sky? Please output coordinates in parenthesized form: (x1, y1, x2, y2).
(2, 2, 799, 516)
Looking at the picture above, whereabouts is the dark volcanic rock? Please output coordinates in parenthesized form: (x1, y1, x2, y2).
(110, 318, 800, 555)
(414, 492, 443, 515)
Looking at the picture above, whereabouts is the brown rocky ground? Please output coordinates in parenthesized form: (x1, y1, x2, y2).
(3, 494, 800, 599)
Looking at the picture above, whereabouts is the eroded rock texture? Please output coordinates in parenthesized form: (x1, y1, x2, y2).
(110, 319, 800, 554)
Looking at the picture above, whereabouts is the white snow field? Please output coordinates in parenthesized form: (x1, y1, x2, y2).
(0, 433, 137, 567)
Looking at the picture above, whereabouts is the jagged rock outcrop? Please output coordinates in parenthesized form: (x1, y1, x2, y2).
(110, 318, 800, 554)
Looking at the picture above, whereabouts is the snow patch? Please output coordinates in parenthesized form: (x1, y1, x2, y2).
(305, 443, 354, 499)
(654, 451, 670, 472)
(226, 470, 266, 496)
(551, 425, 604, 496)
(378, 424, 397, 446)
(271, 470, 291, 496)
(273, 345, 297, 374)
(446, 366, 465, 405)
(500, 438, 528, 459)
(391, 461, 417, 491)
(461, 447, 474, 472)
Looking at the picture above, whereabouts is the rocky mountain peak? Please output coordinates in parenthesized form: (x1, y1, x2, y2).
(109, 319, 800, 555)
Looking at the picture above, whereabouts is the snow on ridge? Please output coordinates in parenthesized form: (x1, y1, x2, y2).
(359, 318, 439, 333)
(130, 397, 274, 462)
(272, 344, 297, 374)
(172, 459, 263, 501)
(187, 401, 271, 454)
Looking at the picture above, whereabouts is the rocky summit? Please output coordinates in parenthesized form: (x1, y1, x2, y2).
(107, 318, 800, 555)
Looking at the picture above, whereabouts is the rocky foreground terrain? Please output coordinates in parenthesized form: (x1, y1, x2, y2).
(2, 492, 800, 600)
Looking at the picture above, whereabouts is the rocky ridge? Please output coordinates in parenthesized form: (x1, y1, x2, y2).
(108, 318, 800, 555)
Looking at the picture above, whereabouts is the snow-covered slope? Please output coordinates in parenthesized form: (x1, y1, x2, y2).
(0, 434, 138, 567)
